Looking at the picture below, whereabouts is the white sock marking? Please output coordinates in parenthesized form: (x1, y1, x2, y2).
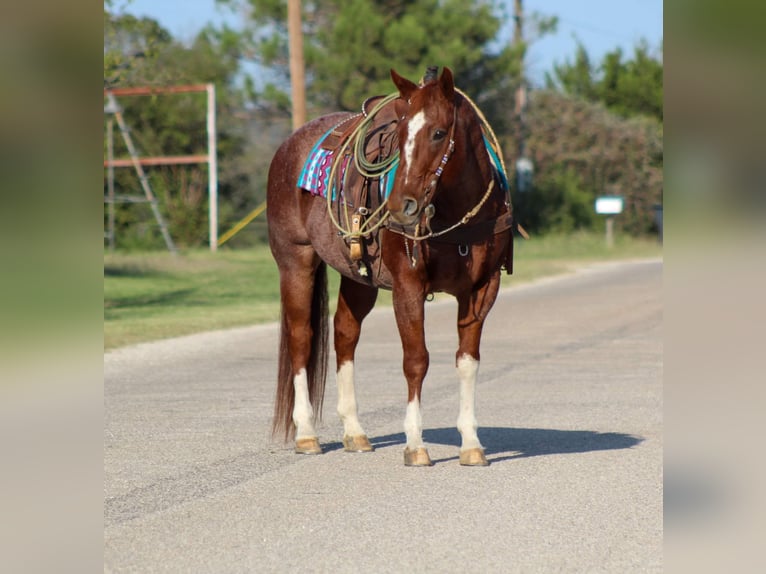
(336, 361, 366, 437)
(403, 110, 426, 186)
(456, 354, 482, 450)
(292, 368, 316, 439)
(404, 398, 424, 449)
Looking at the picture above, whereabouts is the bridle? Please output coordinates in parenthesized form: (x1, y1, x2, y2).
(386, 97, 501, 245)
(416, 102, 458, 209)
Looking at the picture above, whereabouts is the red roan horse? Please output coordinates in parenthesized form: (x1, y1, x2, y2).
(267, 67, 515, 466)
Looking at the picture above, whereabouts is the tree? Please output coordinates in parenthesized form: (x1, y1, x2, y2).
(533, 39, 662, 236)
(545, 41, 597, 102)
(216, 0, 555, 131)
(517, 91, 662, 235)
(546, 39, 663, 122)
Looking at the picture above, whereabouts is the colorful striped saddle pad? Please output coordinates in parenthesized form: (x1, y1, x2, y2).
(298, 128, 508, 201)
(297, 126, 398, 201)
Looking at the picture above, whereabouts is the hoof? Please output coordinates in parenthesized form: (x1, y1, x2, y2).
(295, 437, 322, 454)
(459, 447, 489, 466)
(404, 447, 433, 467)
(343, 435, 374, 452)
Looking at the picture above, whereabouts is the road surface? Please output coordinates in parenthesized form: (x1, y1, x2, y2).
(105, 259, 662, 573)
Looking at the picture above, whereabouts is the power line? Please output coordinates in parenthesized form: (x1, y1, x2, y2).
(557, 16, 653, 43)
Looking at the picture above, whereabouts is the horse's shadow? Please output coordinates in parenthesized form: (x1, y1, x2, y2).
(324, 427, 642, 464)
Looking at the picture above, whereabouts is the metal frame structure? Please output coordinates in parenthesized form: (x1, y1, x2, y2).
(103, 84, 218, 252)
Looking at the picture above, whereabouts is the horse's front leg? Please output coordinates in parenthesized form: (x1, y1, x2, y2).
(392, 278, 431, 466)
(455, 271, 502, 466)
(334, 276, 378, 452)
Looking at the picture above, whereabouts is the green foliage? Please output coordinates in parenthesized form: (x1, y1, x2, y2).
(545, 42, 597, 101)
(216, 0, 542, 128)
(546, 38, 663, 121)
(522, 168, 598, 234)
(531, 39, 663, 236)
(514, 91, 663, 236)
(104, 248, 284, 348)
(104, 11, 172, 88)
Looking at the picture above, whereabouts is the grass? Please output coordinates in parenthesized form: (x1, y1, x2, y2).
(104, 232, 661, 350)
(502, 230, 662, 286)
(105, 249, 280, 349)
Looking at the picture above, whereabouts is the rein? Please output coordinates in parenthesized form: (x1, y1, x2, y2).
(386, 179, 496, 242)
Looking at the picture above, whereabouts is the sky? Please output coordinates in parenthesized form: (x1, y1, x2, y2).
(121, 0, 663, 86)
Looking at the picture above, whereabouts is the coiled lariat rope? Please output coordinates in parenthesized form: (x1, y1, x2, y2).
(353, 94, 401, 177)
(324, 88, 509, 245)
(325, 93, 399, 238)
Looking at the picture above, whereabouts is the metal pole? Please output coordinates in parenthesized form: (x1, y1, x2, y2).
(606, 216, 615, 248)
(107, 92, 177, 254)
(107, 117, 116, 251)
(287, 0, 307, 130)
(206, 83, 218, 252)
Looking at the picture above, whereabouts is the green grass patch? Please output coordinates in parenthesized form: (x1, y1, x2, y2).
(104, 232, 661, 350)
(505, 230, 662, 286)
(105, 249, 280, 349)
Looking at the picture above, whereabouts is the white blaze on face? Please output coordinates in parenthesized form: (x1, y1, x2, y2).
(403, 110, 426, 186)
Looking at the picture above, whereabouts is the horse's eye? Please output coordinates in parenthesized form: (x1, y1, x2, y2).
(433, 129, 447, 141)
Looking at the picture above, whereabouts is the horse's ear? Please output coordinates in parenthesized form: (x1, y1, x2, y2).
(391, 69, 418, 101)
(439, 66, 455, 101)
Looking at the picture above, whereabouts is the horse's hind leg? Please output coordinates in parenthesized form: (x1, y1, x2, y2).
(273, 246, 329, 455)
(455, 272, 502, 466)
(334, 276, 378, 452)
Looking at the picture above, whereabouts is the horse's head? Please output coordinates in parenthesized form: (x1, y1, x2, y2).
(388, 67, 457, 226)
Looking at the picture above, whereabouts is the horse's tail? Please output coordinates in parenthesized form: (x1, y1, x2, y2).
(272, 261, 330, 442)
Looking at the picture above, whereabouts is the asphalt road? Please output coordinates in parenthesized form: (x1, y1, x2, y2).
(104, 259, 662, 573)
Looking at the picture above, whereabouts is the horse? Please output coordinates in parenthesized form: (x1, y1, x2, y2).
(266, 66, 516, 466)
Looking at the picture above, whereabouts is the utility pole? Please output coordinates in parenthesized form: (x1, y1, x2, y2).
(287, 0, 307, 130)
(513, 0, 526, 115)
(106, 117, 116, 251)
(513, 0, 527, 150)
(206, 83, 218, 252)
(512, 0, 533, 196)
